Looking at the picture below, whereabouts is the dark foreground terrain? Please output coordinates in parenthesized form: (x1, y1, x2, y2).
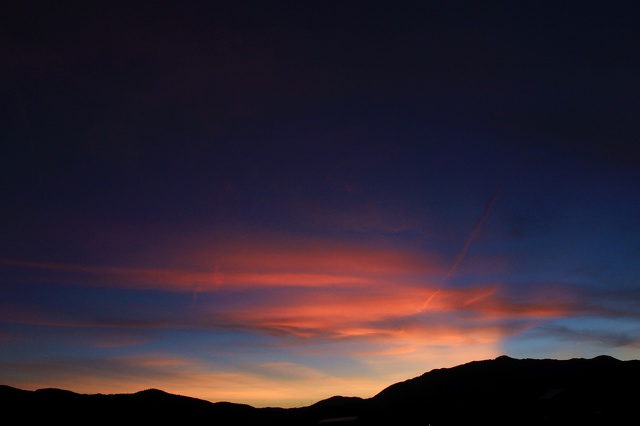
(2, 355, 638, 425)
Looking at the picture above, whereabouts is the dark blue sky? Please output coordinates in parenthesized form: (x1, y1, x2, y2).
(1, 1, 639, 407)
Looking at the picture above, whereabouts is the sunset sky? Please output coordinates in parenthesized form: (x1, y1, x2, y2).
(1, 1, 639, 407)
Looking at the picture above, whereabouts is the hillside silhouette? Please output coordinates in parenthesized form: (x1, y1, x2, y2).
(2, 355, 638, 425)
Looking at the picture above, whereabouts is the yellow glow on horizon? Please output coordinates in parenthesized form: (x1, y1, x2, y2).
(6, 343, 504, 408)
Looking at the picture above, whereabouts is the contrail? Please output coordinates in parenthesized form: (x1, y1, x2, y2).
(446, 187, 502, 280)
(419, 187, 502, 313)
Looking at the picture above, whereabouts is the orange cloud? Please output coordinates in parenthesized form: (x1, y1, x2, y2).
(0, 236, 442, 292)
(1, 249, 577, 347)
(0, 233, 582, 358)
(189, 281, 576, 347)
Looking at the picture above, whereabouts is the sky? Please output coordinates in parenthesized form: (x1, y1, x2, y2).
(1, 0, 639, 408)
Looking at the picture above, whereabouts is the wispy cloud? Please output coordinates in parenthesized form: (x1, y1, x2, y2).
(4, 229, 638, 406)
(537, 323, 640, 348)
(0, 238, 441, 292)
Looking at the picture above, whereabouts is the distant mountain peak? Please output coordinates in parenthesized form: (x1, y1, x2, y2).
(135, 388, 170, 396)
(310, 395, 364, 408)
(592, 354, 621, 362)
(494, 354, 514, 361)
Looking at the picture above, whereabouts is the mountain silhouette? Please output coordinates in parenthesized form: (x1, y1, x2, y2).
(2, 355, 638, 425)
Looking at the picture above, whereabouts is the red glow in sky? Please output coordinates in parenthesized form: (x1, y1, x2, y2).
(1, 1, 639, 408)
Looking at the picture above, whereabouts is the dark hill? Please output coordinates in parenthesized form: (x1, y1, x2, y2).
(2, 355, 638, 425)
(0, 384, 261, 424)
(362, 355, 639, 425)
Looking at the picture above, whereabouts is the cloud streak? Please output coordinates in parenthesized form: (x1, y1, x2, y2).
(0, 238, 442, 292)
(446, 187, 502, 280)
(3, 243, 639, 406)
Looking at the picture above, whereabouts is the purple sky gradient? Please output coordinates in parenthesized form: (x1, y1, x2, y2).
(1, 1, 639, 407)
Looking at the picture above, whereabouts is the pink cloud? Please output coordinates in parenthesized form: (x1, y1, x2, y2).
(0, 235, 442, 292)
(0, 233, 588, 354)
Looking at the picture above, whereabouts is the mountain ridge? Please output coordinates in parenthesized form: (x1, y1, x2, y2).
(2, 355, 638, 425)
